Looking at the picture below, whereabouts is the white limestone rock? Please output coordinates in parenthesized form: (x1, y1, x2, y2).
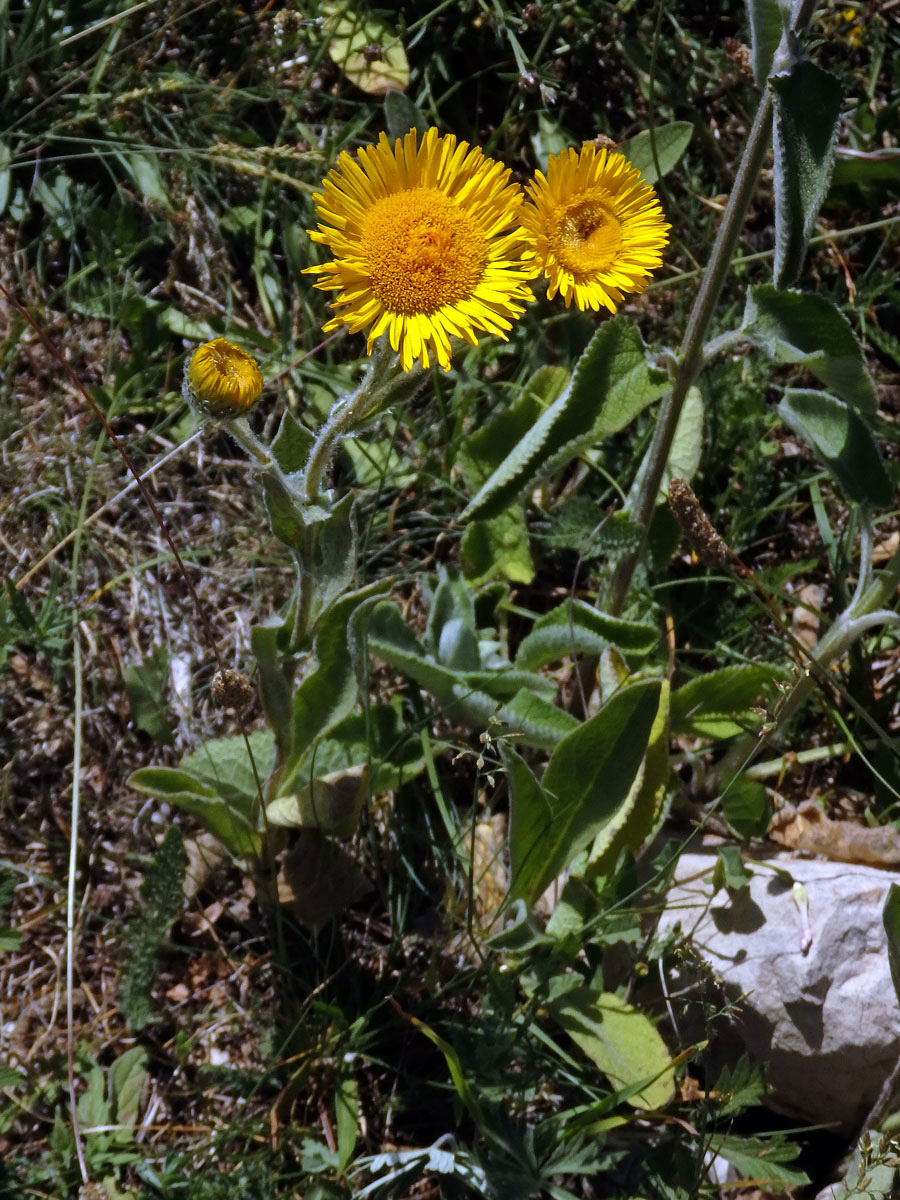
(657, 850, 900, 1130)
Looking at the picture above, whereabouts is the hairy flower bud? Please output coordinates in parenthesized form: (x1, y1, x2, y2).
(184, 338, 263, 418)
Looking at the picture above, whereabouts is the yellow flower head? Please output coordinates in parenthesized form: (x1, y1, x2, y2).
(520, 143, 670, 312)
(185, 338, 264, 417)
(304, 127, 534, 372)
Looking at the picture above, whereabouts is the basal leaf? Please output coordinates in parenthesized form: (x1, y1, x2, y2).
(109, 1047, 148, 1131)
(267, 765, 369, 838)
(547, 988, 675, 1109)
(508, 680, 662, 904)
(778, 388, 892, 508)
(586, 680, 670, 881)
(515, 600, 659, 671)
(670, 664, 779, 739)
(124, 643, 173, 746)
(772, 59, 842, 287)
(368, 603, 577, 750)
(744, 285, 877, 413)
(180, 730, 276, 819)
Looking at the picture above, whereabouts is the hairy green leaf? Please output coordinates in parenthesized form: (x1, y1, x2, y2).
(746, 0, 790, 85)
(124, 643, 173, 746)
(119, 827, 187, 1031)
(547, 988, 675, 1109)
(744, 285, 877, 413)
(772, 59, 842, 287)
(778, 389, 892, 507)
(464, 320, 666, 521)
(271, 409, 314, 475)
(282, 579, 391, 791)
(670, 664, 779, 739)
(508, 680, 662, 903)
(515, 600, 659, 671)
(586, 680, 670, 881)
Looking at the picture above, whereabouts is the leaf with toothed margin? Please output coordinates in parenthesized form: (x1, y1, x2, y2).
(743, 285, 877, 414)
(463, 319, 666, 522)
(772, 58, 842, 287)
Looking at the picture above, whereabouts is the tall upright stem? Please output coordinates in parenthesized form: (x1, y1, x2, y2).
(606, 91, 775, 615)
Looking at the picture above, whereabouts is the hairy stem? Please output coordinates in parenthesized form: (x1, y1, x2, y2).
(606, 90, 774, 614)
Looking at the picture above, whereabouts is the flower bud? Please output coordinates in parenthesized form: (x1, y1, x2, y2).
(184, 338, 263, 418)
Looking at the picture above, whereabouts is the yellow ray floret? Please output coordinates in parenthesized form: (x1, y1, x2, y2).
(304, 126, 534, 371)
(185, 338, 264, 417)
(520, 143, 670, 313)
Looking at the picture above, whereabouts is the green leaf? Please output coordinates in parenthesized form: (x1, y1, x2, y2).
(515, 600, 659, 671)
(883, 883, 900, 1009)
(250, 618, 294, 761)
(322, 2, 410, 94)
(307, 492, 358, 636)
(119, 826, 186, 1031)
(129, 774, 261, 858)
(367, 603, 577, 750)
(547, 988, 675, 1110)
(743, 285, 877, 414)
(0, 1065, 24, 1088)
(832, 149, 900, 190)
(714, 845, 753, 892)
(458, 377, 552, 585)
(627, 387, 703, 512)
(127, 766, 218, 803)
(108, 1047, 148, 1131)
(508, 680, 663, 904)
(0, 928, 20, 953)
(0, 140, 10, 219)
(778, 389, 892, 508)
(267, 765, 368, 838)
(505, 750, 553, 908)
(709, 1135, 809, 1188)
(281, 579, 391, 791)
(77, 1066, 109, 1130)
(180, 731, 276, 821)
(586, 680, 670, 881)
(772, 59, 842, 287)
(460, 513, 534, 586)
(293, 702, 425, 795)
(670, 664, 779, 739)
(124, 643, 173, 745)
(271, 409, 314, 475)
(746, 0, 790, 86)
(714, 1056, 768, 1117)
(618, 121, 693, 185)
(114, 149, 170, 208)
(425, 566, 479, 670)
(335, 1074, 359, 1176)
(384, 90, 428, 140)
(722, 778, 773, 841)
(463, 319, 666, 521)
